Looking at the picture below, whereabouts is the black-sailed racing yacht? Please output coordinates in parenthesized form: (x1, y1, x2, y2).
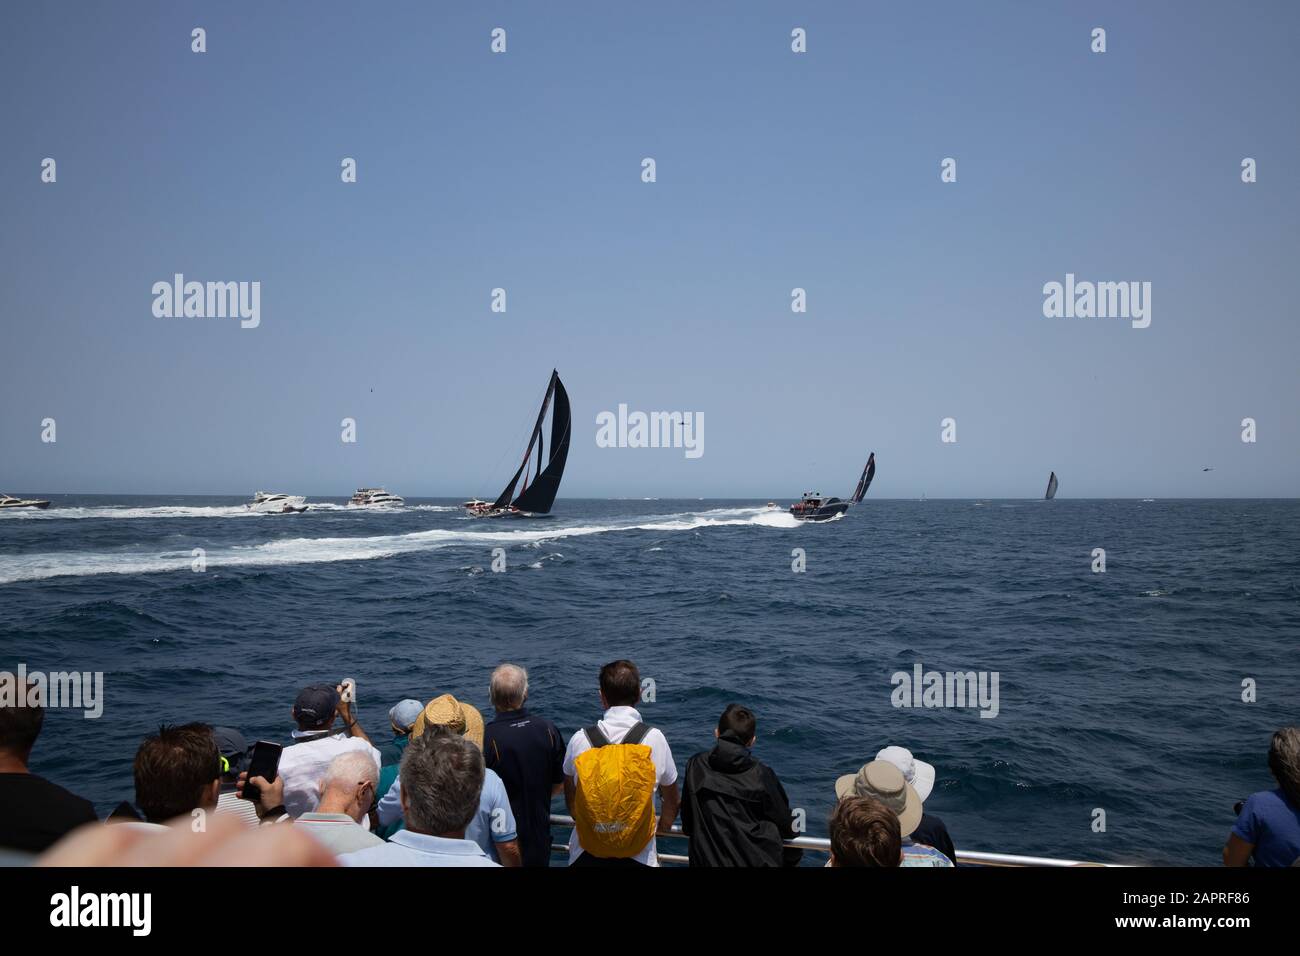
(464, 370, 572, 517)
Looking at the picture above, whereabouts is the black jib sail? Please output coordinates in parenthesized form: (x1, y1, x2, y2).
(851, 453, 876, 503)
(490, 370, 571, 514)
(1045, 471, 1058, 500)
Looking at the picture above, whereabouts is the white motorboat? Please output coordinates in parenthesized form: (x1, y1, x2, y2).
(245, 491, 308, 514)
(349, 488, 404, 507)
(0, 494, 51, 510)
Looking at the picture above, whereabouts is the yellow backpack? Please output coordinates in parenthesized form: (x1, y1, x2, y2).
(572, 722, 658, 858)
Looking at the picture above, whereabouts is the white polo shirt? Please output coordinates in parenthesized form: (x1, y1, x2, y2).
(278, 731, 382, 818)
(562, 706, 677, 866)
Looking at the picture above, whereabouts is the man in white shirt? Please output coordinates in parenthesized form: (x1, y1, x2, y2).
(278, 684, 381, 817)
(296, 751, 385, 855)
(562, 660, 679, 867)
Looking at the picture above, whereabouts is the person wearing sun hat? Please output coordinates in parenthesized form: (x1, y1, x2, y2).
(875, 745, 957, 865)
(376, 694, 522, 866)
(411, 694, 485, 747)
(834, 760, 953, 867)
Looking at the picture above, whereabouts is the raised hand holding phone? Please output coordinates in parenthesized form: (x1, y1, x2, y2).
(238, 740, 283, 804)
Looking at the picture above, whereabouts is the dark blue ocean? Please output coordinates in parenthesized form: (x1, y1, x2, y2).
(1, 496, 1296, 866)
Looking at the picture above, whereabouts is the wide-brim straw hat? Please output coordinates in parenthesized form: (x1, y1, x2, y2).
(411, 693, 484, 749)
(834, 760, 924, 838)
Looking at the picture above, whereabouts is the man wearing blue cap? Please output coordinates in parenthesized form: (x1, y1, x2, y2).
(377, 698, 422, 838)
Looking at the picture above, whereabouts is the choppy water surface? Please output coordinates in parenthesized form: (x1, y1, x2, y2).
(2, 496, 1296, 865)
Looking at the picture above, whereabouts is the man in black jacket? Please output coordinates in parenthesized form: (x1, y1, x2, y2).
(681, 704, 801, 867)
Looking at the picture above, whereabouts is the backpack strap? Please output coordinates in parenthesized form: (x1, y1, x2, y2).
(584, 725, 610, 749)
(622, 722, 652, 746)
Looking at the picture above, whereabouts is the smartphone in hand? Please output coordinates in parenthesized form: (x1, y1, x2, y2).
(240, 740, 283, 802)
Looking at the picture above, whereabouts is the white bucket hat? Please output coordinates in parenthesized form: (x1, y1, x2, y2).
(875, 745, 936, 803)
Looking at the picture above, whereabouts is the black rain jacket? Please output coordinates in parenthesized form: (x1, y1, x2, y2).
(680, 731, 802, 867)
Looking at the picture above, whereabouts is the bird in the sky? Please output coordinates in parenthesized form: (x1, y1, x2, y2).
(1202, 467, 1213, 472)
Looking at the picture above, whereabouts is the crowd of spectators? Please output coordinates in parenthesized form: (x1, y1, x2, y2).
(2, 662, 1297, 868)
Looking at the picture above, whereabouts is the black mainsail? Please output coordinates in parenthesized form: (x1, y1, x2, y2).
(486, 370, 571, 515)
(1045, 471, 1058, 500)
(851, 453, 876, 503)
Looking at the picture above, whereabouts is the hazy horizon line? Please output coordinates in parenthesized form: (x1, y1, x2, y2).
(5, 491, 1298, 502)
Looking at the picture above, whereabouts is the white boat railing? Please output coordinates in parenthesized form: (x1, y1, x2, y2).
(548, 814, 1115, 867)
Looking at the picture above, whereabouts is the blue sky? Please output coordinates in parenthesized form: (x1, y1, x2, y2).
(2, 1, 1297, 498)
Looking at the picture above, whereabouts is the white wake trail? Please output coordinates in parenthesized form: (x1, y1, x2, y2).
(0, 506, 799, 584)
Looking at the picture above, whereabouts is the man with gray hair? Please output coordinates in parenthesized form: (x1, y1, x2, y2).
(295, 751, 384, 856)
(341, 731, 500, 867)
(483, 663, 567, 866)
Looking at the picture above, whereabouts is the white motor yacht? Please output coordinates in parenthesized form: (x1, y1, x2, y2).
(0, 494, 51, 510)
(349, 488, 404, 507)
(245, 491, 308, 514)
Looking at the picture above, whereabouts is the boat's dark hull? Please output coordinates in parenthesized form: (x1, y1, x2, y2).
(790, 502, 850, 522)
(466, 506, 533, 518)
(789, 452, 873, 522)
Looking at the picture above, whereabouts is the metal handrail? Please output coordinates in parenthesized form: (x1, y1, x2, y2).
(548, 814, 1112, 867)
